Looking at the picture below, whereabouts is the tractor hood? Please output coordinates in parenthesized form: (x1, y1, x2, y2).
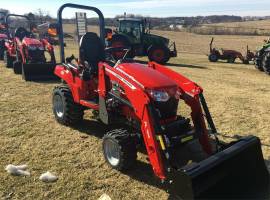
(145, 33, 169, 46)
(116, 62, 177, 89)
(22, 38, 43, 47)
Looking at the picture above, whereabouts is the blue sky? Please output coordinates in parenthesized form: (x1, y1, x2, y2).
(1, 0, 270, 18)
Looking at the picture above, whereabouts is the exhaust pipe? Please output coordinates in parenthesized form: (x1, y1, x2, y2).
(22, 63, 59, 81)
(167, 136, 269, 199)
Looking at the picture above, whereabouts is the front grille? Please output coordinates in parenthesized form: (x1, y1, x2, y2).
(154, 97, 178, 120)
(28, 50, 46, 63)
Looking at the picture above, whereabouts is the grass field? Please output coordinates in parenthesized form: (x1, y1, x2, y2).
(1, 29, 270, 199)
(206, 19, 270, 29)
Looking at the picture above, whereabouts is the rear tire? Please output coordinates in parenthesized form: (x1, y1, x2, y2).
(147, 45, 170, 64)
(110, 35, 134, 59)
(255, 51, 264, 71)
(13, 61, 22, 74)
(208, 54, 218, 62)
(262, 52, 270, 75)
(102, 129, 137, 171)
(3, 50, 14, 68)
(52, 86, 84, 125)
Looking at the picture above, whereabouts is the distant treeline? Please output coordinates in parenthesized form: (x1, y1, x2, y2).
(182, 25, 270, 36)
(62, 15, 243, 28)
(1, 7, 270, 36)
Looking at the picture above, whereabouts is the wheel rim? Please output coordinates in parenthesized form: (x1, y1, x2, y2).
(210, 54, 217, 61)
(152, 49, 165, 63)
(53, 94, 64, 118)
(104, 139, 120, 166)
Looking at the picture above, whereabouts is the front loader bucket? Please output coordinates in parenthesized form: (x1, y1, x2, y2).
(168, 136, 269, 199)
(22, 63, 59, 81)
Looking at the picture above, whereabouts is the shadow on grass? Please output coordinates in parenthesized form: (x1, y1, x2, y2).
(72, 119, 168, 195)
(26, 79, 61, 84)
(212, 60, 254, 66)
(220, 133, 270, 148)
(73, 119, 107, 139)
(72, 119, 270, 200)
(134, 60, 208, 69)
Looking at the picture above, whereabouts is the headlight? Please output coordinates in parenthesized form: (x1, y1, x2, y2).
(28, 46, 37, 51)
(38, 46, 45, 51)
(146, 89, 170, 102)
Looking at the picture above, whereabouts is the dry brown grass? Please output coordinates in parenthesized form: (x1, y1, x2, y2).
(206, 19, 270, 29)
(1, 29, 270, 199)
(183, 19, 270, 36)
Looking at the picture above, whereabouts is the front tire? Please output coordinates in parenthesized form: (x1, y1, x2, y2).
(254, 51, 264, 71)
(208, 54, 218, 62)
(103, 129, 137, 171)
(3, 50, 14, 68)
(52, 86, 84, 125)
(13, 61, 22, 74)
(262, 52, 270, 75)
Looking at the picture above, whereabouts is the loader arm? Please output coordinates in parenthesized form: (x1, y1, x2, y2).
(148, 61, 213, 154)
(98, 63, 167, 179)
(210, 37, 214, 53)
(15, 37, 26, 63)
(41, 39, 56, 63)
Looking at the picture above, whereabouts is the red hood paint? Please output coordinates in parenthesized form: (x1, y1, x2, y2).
(0, 33, 7, 39)
(116, 62, 177, 89)
(22, 38, 43, 47)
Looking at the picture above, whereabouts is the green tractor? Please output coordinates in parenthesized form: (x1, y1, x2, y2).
(107, 18, 177, 64)
(254, 38, 270, 75)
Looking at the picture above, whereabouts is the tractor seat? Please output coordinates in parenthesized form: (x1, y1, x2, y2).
(14, 27, 30, 41)
(79, 32, 105, 74)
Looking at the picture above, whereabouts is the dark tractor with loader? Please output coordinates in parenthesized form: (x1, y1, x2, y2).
(208, 37, 254, 64)
(37, 22, 62, 46)
(0, 11, 8, 60)
(52, 4, 269, 199)
(107, 17, 177, 64)
(254, 38, 270, 75)
(4, 14, 57, 81)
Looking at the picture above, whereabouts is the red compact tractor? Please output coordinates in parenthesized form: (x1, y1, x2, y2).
(0, 11, 8, 60)
(208, 37, 255, 64)
(52, 4, 269, 199)
(4, 14, 57, 81)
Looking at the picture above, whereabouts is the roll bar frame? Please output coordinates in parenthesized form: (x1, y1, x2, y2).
(57, 3, 105, 63)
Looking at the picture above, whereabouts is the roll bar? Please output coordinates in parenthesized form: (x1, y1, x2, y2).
(5, 14, 30, 25)
(57, 3, 105, 63)
(0, 12, 6, 24)
(5, 14, 31, 39)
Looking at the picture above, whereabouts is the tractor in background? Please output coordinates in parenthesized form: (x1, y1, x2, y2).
(208, 37, 254, 64)
(107, 17, 177, 64)
(37, 22, 64, 46)
(4, 14, 57, 81)
(254, 38, 270, 75)
(52, 4, 269, 199)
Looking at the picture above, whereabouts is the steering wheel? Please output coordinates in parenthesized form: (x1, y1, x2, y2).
(105, 46, 130, 62)
(14, 27, 29, 41)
